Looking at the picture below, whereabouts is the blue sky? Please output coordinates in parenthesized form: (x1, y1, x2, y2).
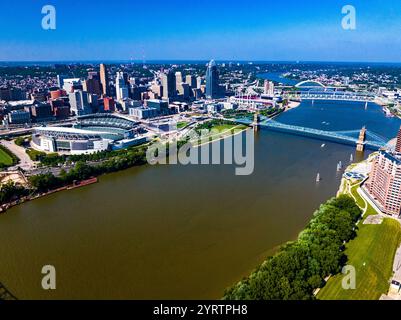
(1, 0, 401, 62)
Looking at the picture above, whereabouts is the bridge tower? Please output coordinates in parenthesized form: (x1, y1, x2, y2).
(356, 126, 367, 152)
(253, 112, 260, 132)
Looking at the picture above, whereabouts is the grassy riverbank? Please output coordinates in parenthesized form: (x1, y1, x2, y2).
(318, 218, 401, 300)
(318, 160, 401, 300)
(192, 120, 248, 146)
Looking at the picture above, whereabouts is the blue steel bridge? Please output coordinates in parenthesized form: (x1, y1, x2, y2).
(232, 117, 388, 150)
(281, 80, 376, 102)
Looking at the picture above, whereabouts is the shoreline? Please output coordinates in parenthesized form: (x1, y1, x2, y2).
(0, 177, 98, 214)
(0, 122, 249, 214)
(0, 107, 287, 214)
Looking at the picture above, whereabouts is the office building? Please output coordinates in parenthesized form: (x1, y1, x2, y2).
(175, 72, 183, 89)
(186, 75, 197, 88)
(161, 70, 176, 99)
(30, 103, 53, 121)
(63, 78, 82, 93)
(146, 99, 169, 114)
(177, 82, 190, 99)
(8, 110, 31, 124)
(83, 72, 102, 96)
(53, 104, 70, 119)
(2, 87, 26, 101)
(206, 60, 220, 99)
(103, 97, 116, 112)
(57, 75, 67, 89)
(116, 72, 129, 101)
(69, 91, 91, 116)
(196, 76, 203, 89)
(151, 84, 163, 99)
(100, 64, 110, 96)
(129, 107, 158, 120)
(50, 89, 67, 100)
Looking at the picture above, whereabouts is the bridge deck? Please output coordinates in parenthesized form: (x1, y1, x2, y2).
(232, 118, 386, 150)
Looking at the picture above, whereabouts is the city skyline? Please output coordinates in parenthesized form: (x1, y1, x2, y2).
(3, 0, 401, 304)
(2, 0, 401, 62)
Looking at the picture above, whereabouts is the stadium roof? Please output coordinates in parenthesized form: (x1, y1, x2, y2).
(34, 126, 111, 136)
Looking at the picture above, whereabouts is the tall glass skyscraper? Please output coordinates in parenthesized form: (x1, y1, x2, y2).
(205, 60, 220, 99)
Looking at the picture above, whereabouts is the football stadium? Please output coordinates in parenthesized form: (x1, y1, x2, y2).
(31, 114, 148, 154)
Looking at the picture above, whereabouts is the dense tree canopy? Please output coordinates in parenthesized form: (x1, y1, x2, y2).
(223, 195, 361, 300)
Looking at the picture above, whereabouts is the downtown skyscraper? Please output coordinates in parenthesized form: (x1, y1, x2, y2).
(161, 70, 176, 99)
(100, 63, 110, 96)
(205, 60, 220, 99)
(115, 72, 129, 101)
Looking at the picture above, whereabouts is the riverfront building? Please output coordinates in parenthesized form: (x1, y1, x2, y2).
(364, 150, 401, 217)
(363, 126, 401, 217)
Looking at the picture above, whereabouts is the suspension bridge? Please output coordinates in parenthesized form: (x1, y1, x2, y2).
(232, 117, 388, 150)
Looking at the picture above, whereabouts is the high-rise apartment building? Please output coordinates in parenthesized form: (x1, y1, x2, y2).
(364, 150, 401, 217)
(395, 126, 401, 153)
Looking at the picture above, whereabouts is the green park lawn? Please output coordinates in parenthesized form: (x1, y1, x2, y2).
(211, 124, 244, 132)
(319, 179, 401, 300)
(193, 124, 248, 145)
(318, 216, 401, 300)
(0, 148, 14, 167)
(176, 121, 188, 129)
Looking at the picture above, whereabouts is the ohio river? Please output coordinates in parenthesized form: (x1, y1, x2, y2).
(0, 100, 400, 299)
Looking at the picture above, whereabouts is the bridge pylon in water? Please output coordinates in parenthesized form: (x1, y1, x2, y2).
(253, 112, 260, 132)
(356, 126, 367, 152)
